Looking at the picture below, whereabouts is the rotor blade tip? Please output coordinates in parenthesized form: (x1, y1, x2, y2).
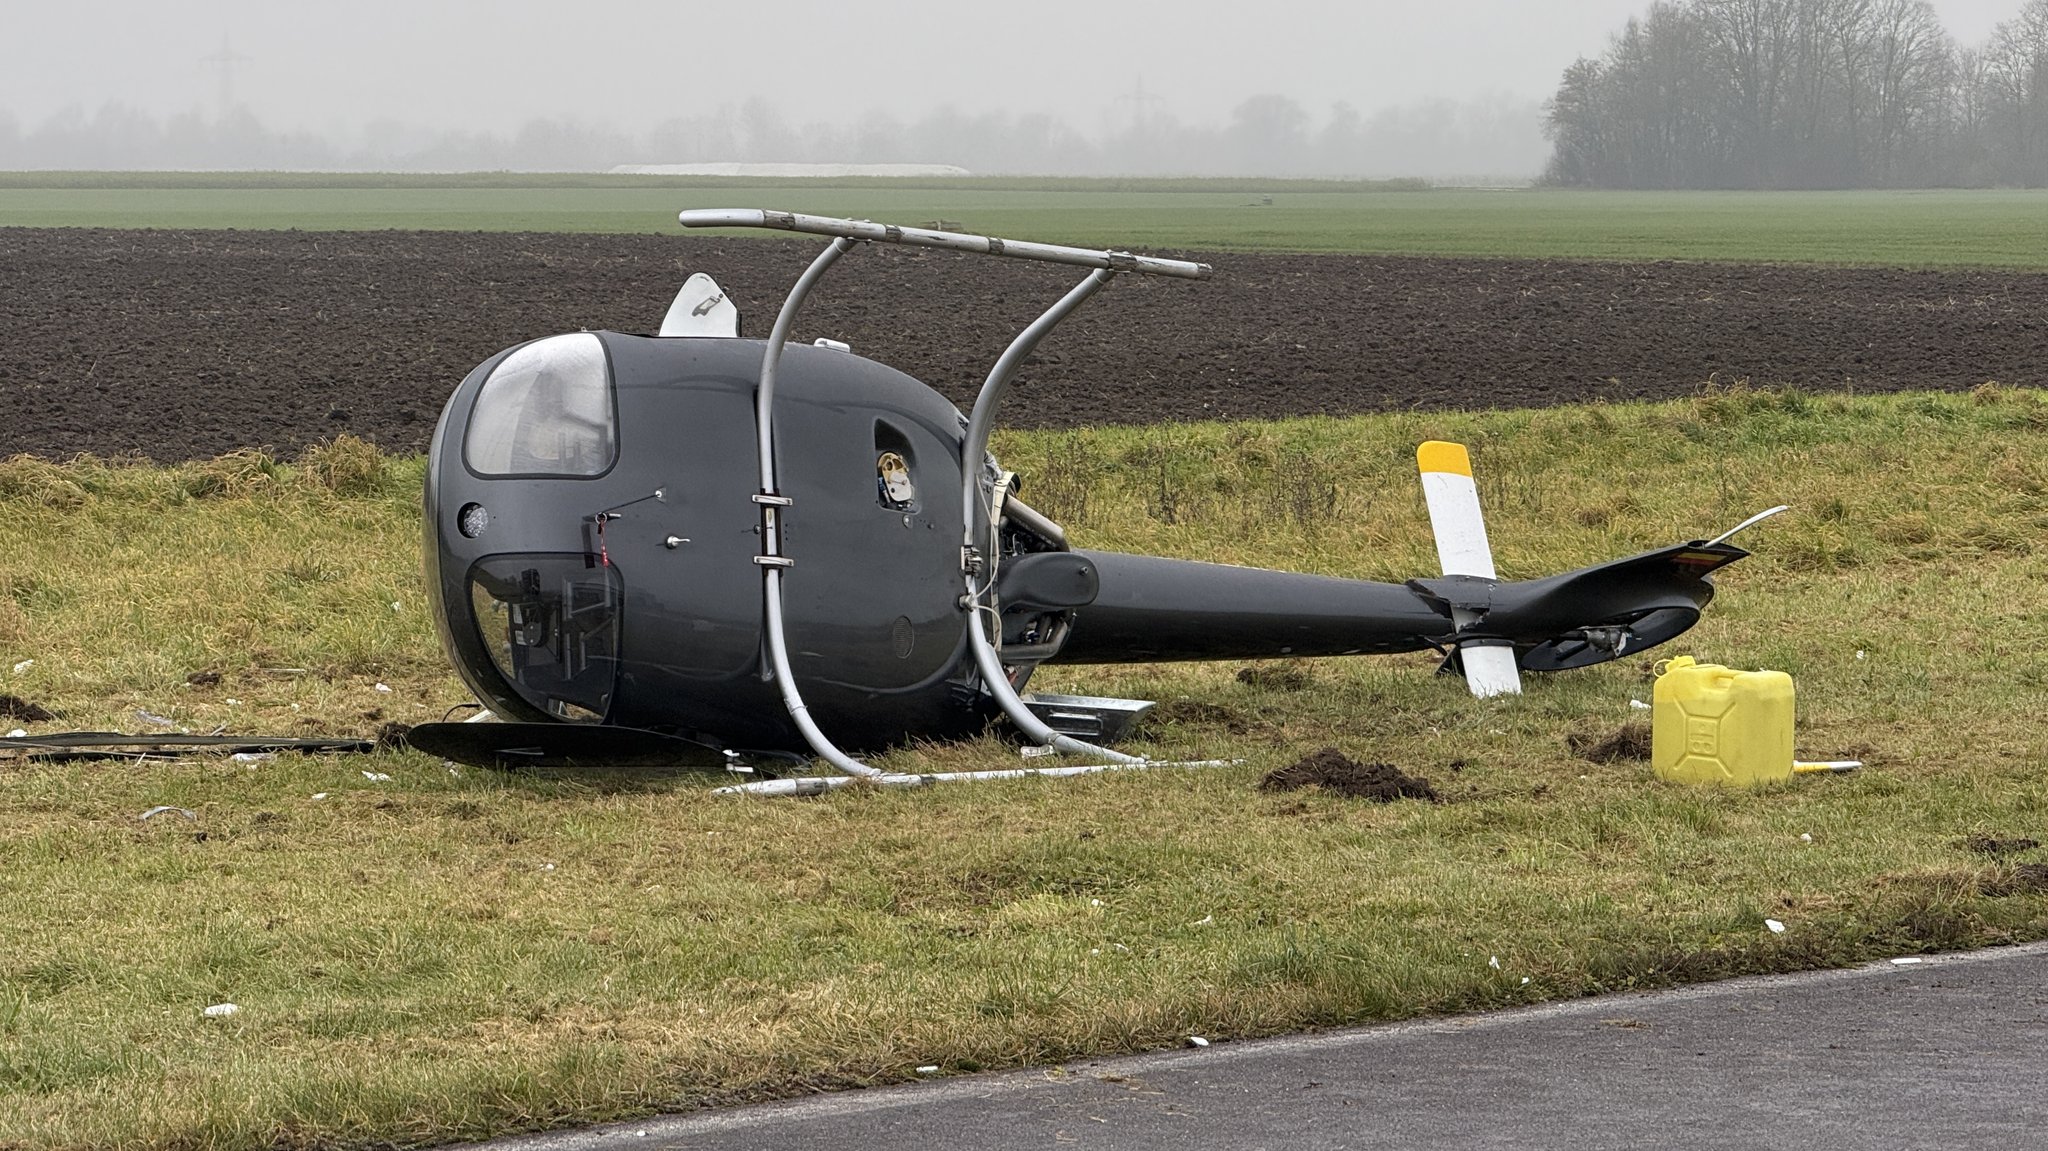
(1417, 441, 1473, 477)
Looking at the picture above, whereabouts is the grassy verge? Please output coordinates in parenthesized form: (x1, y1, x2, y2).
(2, 179, 2047, 267)
(3, 390, 2047, 1149)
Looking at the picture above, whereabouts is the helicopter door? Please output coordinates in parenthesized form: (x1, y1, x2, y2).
(467, 554, 623, 722)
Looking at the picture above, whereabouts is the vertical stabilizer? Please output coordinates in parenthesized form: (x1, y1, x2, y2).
(1417, 441, 1522, 698)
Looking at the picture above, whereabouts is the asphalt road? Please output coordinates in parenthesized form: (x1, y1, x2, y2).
(475, 942, 2048, 1150)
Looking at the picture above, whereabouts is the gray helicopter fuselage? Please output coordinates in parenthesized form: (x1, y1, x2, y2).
(425, 331, 992, 751)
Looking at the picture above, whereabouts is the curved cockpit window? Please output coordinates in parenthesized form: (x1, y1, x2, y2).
(464, 333, 616, 477)
(470, 554, 622, 723)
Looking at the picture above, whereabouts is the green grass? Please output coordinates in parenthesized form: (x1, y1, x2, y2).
(3, 175, 2046, 267)
(4, 390, 2048, 1149)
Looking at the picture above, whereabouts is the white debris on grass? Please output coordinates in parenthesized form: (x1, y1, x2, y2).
(1891, 957, 1925, 966)
(374, 683, 392, 693)
(361, 771, 392, 782)
(916, 1065, 940, 1074)
(140, 806, 197, 822)
(5, 729, 23, 739)
(1187, 1036, 1209, 1048)
(203, 1003, 240, 1018)
(1488, 955, 1501, 969)
(1765, 919, 1787, 934)
(311, 793, 329, 800)
(10, 659, 31, 675)
(1629, 699, 1651, 710)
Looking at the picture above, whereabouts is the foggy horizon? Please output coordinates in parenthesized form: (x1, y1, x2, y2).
(1, 0, 2034, 176)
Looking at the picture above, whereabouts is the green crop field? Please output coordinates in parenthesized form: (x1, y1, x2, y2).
(3, 173, 2046, 267)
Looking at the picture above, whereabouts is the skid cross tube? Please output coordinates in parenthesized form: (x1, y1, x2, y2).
(749, 235, 884, 779)
(958, 267, 1141, 764)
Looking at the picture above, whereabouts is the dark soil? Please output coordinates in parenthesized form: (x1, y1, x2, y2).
(1962, 834, 2041, 858)
(1569, 721, 1654, 764)
(1980, 864, 2048, 896)
(4, 228, 2046, 461)
(1259, 747, 1439, 802)
(0, 693, 54, 722)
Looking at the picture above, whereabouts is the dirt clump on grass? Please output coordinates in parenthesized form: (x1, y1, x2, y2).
(1962, 833, 2041, 858)
(0, 693, 54, 722)
(1980, 864, 2048, 896)
(1260, 747, 1439, 802)
(1568, 722, 1653, 763)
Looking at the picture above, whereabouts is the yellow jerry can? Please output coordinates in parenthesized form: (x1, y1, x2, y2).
(1651, 656, 1795, 786)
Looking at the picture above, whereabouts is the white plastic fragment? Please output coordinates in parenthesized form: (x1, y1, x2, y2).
(232, 752, 274, 763)
(1187, 1036, 1209, 1047)
(1020, 744, 1055, 758)
(136, 708, 177, 727)
(5, 729, 23, 739)
(225, 698, 240, 706)
(361, 771, 392, 782)
(1090, 899, 1103, 907)
(1801, 833, 1813, 843)
(1488, 955, 1501, 969)
(1765, 919, 1786, 934)
(1855, 650, 1867, 661)
(916, 1065, 940, 1074)
(373, 683, 392, 694)
(1520, 977, 1531, 985)
(1891, 957, 1924, 966)
(311, 792, 328, 800)
(10, 659, 31, 675)
(390, 601, 403, 613)
(140, 806, 197, 822)
(1191, 915, 1214, 926)
(203, 1003, 240, 1018)
(1629, 699, 1651, 710)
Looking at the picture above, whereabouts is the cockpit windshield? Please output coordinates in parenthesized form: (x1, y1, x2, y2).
(464, 332, 616, 477)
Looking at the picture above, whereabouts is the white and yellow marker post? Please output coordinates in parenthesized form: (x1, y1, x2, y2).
(1416, 441, 1523, 699)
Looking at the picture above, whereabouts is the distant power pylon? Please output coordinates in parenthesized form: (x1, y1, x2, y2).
(1117, 79, 1164, 132)
(202, 34, 252, 116)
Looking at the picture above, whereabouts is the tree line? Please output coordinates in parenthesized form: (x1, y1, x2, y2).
(1545, 0, 2048, 187)
(0, 95, 1546, 179)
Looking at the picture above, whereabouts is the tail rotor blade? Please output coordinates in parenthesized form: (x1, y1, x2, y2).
(1417, 441, 1522, 698)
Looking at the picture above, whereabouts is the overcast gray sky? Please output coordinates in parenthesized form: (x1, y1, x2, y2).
(0, 0, 2029, 134)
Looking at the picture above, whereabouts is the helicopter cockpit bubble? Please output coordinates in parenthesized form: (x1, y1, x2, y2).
(463, 332, 616, 478)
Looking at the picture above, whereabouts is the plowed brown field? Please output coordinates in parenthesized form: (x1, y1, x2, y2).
(3, 228, 2044, 461)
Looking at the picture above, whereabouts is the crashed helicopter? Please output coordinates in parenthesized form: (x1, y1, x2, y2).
(403, 209, 1781, 794)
